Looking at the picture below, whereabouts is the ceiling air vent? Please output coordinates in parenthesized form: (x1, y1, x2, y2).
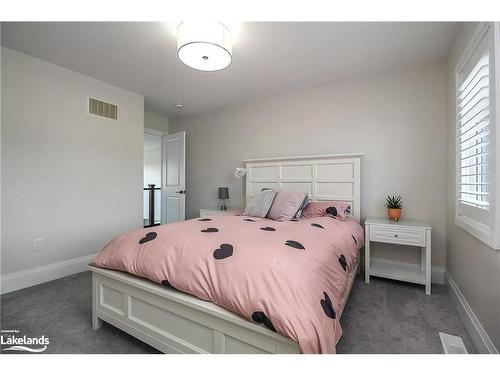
(89, 98, 118, 120)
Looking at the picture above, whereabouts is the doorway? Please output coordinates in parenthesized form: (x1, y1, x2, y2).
(143, 129, 186, 227)
(143, 130, 163, 227)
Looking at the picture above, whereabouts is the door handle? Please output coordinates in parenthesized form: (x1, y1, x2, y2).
(175, 190, 186, 194)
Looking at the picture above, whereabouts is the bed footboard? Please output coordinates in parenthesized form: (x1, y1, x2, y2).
(89, 266, 300, 354)
(89, 254, 359, 354)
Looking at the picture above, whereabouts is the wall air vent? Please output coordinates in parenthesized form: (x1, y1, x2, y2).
(89, 98, 118, 120)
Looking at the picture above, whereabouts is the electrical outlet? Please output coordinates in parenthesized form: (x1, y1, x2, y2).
(33, 238, 43, 252)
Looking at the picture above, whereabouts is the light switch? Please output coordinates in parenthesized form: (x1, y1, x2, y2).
(33, 238, 43, 251)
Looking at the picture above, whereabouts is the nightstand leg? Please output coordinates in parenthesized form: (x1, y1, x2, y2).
(420, 247, 425, 272)
(425, 230, 431, 295)
(365, 225, 370, 283)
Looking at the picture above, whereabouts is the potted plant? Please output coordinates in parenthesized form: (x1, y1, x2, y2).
(386, 194, 403, 221)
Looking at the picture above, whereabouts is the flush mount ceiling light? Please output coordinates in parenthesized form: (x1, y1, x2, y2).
(177, 21, 232, 71)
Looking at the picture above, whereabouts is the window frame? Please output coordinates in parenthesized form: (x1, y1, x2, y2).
(455, 22, 500, 250)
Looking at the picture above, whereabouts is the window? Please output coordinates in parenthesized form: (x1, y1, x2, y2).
(458, 51, 490, 220)
(455, 23, 500, 249)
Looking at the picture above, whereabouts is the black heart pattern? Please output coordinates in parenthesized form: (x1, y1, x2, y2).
(251, 311, 276, 332)
(201, 228, 219, 233)
(351, 234, 357, 244)
(260, 226, 276, 231)
(285, 240, 305, 250)
(326, 206, 338, 217)
(243, 218, 256, 222)
(339, 254, 347, 271)
(311, 223, 325, 229)
(139, 232, 157, 244)
(198, 218, 212, 221)
(213, 243, 234, 260)
(320, 292, 336, 319)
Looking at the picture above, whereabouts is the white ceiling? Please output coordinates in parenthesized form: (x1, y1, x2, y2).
(1, 22, 459, 117)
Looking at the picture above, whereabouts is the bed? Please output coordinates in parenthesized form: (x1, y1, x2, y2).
(89, 153, 363, 354)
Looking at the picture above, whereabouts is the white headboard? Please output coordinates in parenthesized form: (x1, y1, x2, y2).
(244, 153, 362, 222)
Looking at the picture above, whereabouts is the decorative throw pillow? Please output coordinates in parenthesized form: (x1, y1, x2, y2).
(294, 194, 310, 219)
(267, 190, 308, 221)
(244, 189, 277, 218)
(301, 201, 351, 221)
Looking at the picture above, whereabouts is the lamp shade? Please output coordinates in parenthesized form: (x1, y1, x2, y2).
(218, 187, 229, 200)
(234, 167, 247, 179)
(177, 22, 232, 71)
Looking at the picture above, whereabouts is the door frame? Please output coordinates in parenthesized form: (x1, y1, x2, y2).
(144, 128, 167, 224)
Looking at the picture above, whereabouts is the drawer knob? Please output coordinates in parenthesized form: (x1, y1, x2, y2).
(394, 234, 398, 237)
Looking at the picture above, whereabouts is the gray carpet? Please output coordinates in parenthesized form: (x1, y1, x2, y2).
(0, 271, 476, 354)
(337, 276, 477, 353)
(1, 272, 159, 354)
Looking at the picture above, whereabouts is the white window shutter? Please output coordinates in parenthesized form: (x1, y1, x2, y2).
(457, 54, 490, 210)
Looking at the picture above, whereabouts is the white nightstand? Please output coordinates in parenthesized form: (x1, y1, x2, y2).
(364, 217, 432, 295)
(199, 209, 240, 219)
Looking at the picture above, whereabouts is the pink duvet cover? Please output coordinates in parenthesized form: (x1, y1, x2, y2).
(90, 214, 364, 353)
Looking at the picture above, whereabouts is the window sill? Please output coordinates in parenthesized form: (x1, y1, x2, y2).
(455, 215, 500, 250)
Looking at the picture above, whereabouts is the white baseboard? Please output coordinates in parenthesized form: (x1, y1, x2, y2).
(445, 271, 498, 354)
(364, 257, 445, 284)
(0, 253, 97, 295)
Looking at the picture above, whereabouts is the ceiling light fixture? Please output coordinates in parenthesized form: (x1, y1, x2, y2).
(175, 103, 184, 109)
(177, 21, 232, 72)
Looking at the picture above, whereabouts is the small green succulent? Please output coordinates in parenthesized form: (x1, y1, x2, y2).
(385, 194, 403, 209)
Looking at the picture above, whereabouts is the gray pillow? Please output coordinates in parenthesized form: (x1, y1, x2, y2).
(244, 189, 277, 218)
(294, 194, 309, 219)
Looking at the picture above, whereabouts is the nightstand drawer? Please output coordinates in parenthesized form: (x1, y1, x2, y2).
(370, 227, 425, 246)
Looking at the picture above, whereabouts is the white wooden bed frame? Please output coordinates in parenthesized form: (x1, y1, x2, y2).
(89, 153, 363, 354)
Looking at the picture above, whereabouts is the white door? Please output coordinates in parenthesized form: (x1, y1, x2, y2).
(162, 131, 186, 223)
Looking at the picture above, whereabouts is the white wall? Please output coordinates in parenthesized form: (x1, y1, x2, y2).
(144, 110, 168, 133)
(445, 23, 500, 351)
(170, 63, 448, 270)
(1, 47, 144, 275)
